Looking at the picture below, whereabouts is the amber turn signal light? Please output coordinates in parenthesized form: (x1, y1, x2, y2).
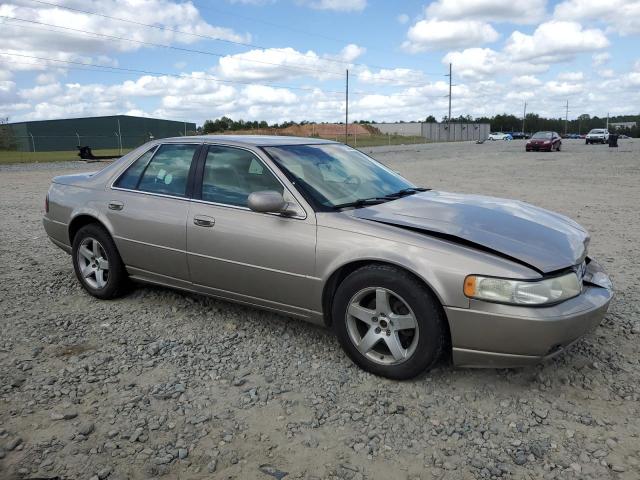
(463, 276, 476, 297)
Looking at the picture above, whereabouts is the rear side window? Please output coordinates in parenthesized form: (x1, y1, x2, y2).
(114, 147, 157, 190)
(201, 146, 283, 207)
(137, 144, 198, 197)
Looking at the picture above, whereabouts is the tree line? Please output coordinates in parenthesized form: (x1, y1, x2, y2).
(200, 114, 639, 137)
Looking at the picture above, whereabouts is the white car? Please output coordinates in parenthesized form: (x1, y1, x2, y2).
(586, 129, 609, 144)
(488, 132, 512, 141)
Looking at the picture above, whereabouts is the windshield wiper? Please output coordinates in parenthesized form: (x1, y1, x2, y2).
(332, 197, 391, 210)
(383, 187, 430, 199)
(332, 188, 430, 210)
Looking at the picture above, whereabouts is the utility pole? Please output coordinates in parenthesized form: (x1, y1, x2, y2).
(565, 100, 569, 135)
(606, 112, 609, 129)
(117, 119, 123, 155)
(522, 101, 527, 134)
(447, 63, 452, 141)
(345, 69, 349, 145)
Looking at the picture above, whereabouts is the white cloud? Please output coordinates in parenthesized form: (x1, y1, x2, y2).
(357, 68, 425, 86)
(227, 0, 274, 4)
(511, 75, 542, 87)
(5, 63, 640, 125)
(442, 48, 547, 79)
(216, 45, 363, 82)
(18, 83, 63, 101)
(557, 71, 584, 81)
(592, 52, 611, 66)
(426, 0, 548, 24)
(297, 0, 366, 12)
(240, 85, 298, 105)
(544, 80, 585, 96)
(339, 44, 366, 62)
(403, 19, 499, 52)
(505, 21, 609, 63)
(554, 0, 640, 35)
(397, 13, 409, 24)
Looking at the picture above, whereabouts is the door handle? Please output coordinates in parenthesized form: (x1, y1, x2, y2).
(193, 215, 215, 227)
(108, 201, 124, 211)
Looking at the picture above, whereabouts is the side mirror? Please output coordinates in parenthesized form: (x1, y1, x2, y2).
(248, 190, 296, 215)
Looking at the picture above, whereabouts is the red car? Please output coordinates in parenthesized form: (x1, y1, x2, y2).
(526, 131, 562, 152)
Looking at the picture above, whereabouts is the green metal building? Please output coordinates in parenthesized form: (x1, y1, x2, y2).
(2, 115, 196, 152)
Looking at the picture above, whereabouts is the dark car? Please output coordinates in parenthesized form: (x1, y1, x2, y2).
(526, 131, 562, 152)
(509, 131, 530, 139)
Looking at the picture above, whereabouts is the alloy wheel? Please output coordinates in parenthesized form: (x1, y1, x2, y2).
(346, 287, 419, 365)
(76, 237, 110, 289)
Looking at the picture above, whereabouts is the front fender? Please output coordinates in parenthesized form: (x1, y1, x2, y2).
(316, 224, 472, 309)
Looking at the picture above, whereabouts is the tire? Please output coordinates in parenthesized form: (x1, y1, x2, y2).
(72, 223, 128, 299)
(332, 264, 446, 380)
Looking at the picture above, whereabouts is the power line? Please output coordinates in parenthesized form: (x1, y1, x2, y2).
(1, 16, 348, 79)
(3, 16, 443, 88)
(26, 0, 441, 80)
(0, 52, 449, 99)
(0, 51, 341, 95)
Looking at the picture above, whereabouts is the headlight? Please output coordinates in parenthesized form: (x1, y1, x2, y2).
(463, 272, 582, 305)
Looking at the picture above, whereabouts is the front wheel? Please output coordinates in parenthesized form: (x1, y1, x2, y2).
(332, 265, 446, 379)
(72, 223, 128, 299)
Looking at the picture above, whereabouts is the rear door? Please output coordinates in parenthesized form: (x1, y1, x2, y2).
(186, 144, 318, 311)
(107, 143, 201, 281)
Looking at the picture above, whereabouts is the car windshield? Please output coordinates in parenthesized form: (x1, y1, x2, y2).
(264, 143, 416, 210)
(589, 129, 604, 134)
(532, 132, 552, 139)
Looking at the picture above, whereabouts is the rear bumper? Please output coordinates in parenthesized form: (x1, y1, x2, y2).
(446, 266, 613, 368)
(43, 217, 71, 254)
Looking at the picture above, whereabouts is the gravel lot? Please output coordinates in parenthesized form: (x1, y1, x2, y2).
(1, 139, 639, 480)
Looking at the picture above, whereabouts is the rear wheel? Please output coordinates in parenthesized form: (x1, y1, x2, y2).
(332, 265, 446, 380)
(72, 223, 128, 299)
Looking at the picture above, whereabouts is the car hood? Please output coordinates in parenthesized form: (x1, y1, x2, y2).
(350, 191, 589, 273)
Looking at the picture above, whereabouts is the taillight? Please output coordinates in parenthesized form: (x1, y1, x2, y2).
(45, 193, 49, 213)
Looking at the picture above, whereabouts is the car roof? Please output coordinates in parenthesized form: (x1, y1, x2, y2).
(158, 135, 338, 147)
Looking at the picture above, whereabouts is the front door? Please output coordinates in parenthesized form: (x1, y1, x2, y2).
(187, 145, 317, 312)
(107, 143, 200, 281)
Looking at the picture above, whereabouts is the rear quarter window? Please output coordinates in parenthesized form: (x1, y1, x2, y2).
(114, 147, 157, 190)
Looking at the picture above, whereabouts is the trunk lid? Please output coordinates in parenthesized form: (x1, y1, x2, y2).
(52, 172, 96, 186)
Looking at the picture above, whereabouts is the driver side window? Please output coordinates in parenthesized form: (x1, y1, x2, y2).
(201, 146, 284, 207)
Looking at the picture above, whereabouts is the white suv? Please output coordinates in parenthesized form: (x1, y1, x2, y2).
(586, 129, 609, 144)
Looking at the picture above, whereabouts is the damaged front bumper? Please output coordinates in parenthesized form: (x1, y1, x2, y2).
(446, 259, 613, 368)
